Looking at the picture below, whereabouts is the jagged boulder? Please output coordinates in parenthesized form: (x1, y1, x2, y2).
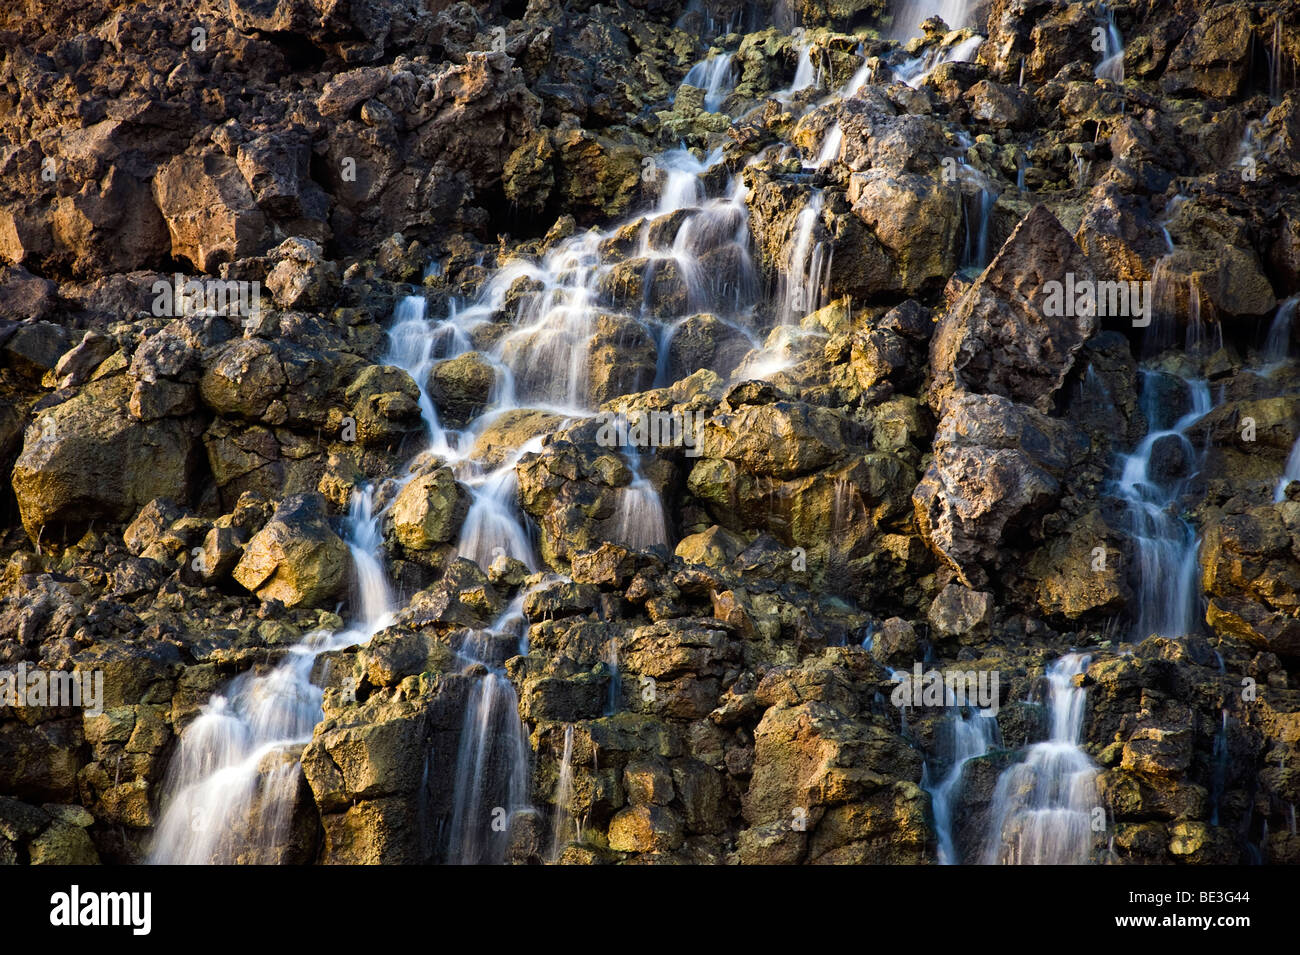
(232, 493, 348, 608)
(11, 377, 200, 542)
(431, 352, 496, 428)
(390, 467, 469, 551)
(1162, 4, 1255, 99)
(153, 151, 266, 272)
(738, 649, 928, 864)
(929, 204, 1097, 417)
(1202, 504, 1300, 657)
(913, 393, 1087, 587)
(266, 236, 338, 309)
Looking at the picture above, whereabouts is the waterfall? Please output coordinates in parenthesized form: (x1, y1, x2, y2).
(444, 606, 533, 864)
(612, 452, 671, 551)
(1262, 295, 1299, 366)
(924, 710, 999, 864)
(896, 34, 983, 88)
(817, 122, 844, 167)
(148, 489, 394, 864)
(983, 654, 1099, 865)
(1116, 374, 1212, 639)
(548, 724, 577, 861)
(679, 52, 735, 112)
(842, 47, 873, 97)
(384, 294, 473, 458)
(779, 39, 818, 99)
(147, 22, 985, 865)
(1097, 4, 1124, 82)
(1275, 436, 1300, 502)
(457, 439, 543, 571)
(889, 0, 974, 38)
(778, 190, 830, 324)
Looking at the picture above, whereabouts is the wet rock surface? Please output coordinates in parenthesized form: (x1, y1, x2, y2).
(0, 0, 1297, 868)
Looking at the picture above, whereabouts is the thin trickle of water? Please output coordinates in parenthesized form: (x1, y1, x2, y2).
(961, 183, 997, 271)
(925, 710, 999, 864)
(606, 639, 621, 715)
(1209, 709, 1230, 826)
(983, 654, 1099, 865)
(1269, 18, 1291, 104)
(549, 725, 577, 861)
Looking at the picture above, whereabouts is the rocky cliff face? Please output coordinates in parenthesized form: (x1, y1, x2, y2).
(0, 0, 1298, 866)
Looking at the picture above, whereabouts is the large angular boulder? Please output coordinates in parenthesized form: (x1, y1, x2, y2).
(265, 236, 338, 309)
(11, 378, 200, 541)
(1162, 4, 1255, 99)
(153, 151, 266, 272)
(912, 393, 1087, 587)
(929, 204, 1097, 418)
(232, 493, 348, 608)
(1201, 504, 1300, 657)
(390, 467, 469, 551)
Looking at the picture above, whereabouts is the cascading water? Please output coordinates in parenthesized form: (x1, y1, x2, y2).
(778, 190, 830, 324)
(148, 489, 395, 864)
(779, 39, 819, 99)
(889, 0, 973, 38)
(444, 606, 534, 865)
(817, 122, 844, 167)
(613, 452, 672, 551)
(896, 34, 983, 89)
(983, 654, 1099, 865)
(842, 47, 872, 97)
(1097, 4, 1124, 82)
(457, 439, 544, 571)
(1261, 294, 1299, 366)
(548, 724, 577, 861)
(679, 52, 735, 112)
(148, 19, 990, 866)
(1116, 373, 1212, 638)
(924, 710, 1000, 864)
